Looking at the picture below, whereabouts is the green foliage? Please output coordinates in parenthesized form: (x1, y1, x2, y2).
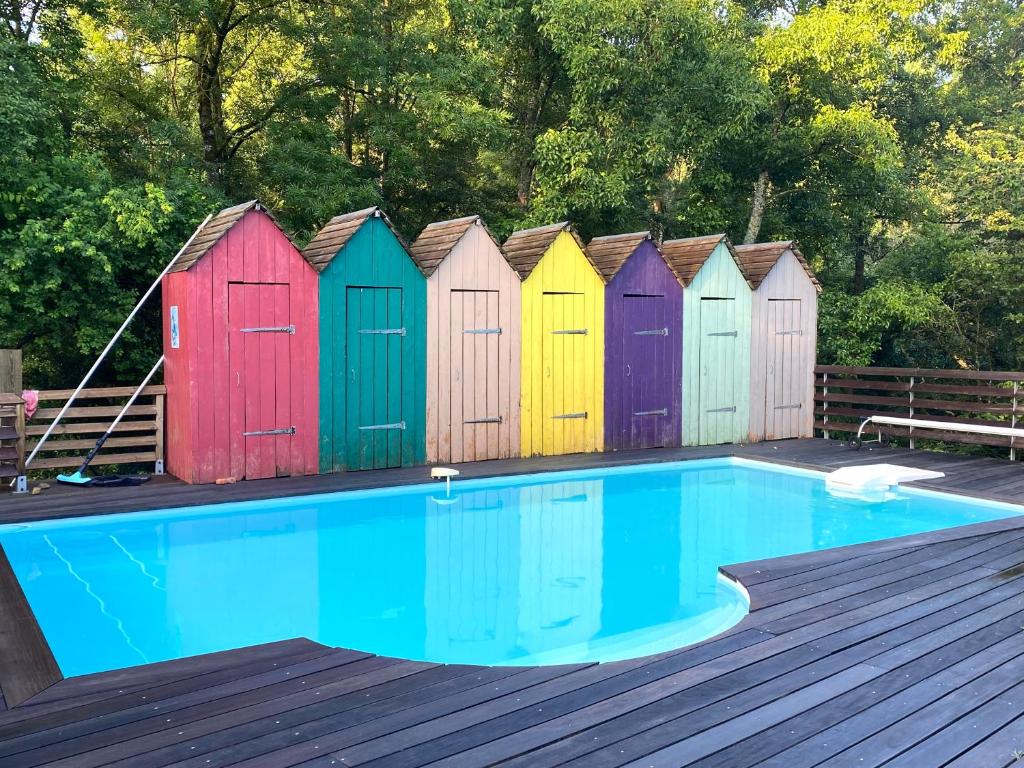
(817, 282, 951, 366)
(0, 0, 1022, 386)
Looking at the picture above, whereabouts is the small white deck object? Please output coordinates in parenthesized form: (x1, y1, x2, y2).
(431, 466, 460, 494)
(826, 463, 945, 497)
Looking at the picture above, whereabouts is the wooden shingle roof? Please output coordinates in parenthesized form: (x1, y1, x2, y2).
(586, 232, 654, 281)
(170, 200, 278, 273)
(661, 233, 753, 288)
(409, 215, 506, 277)
(301, 207, 409, 272)
(734, 241, 821, 292)
(503, 221, 596, 279)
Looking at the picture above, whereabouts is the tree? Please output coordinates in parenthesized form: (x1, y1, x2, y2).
(527, 0, 760, 237)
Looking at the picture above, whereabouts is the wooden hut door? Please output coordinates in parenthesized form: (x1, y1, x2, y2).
(542, 292, 588, 454)
(345, 287, 404, 471)
(622, 294, 670, 449)
(228, 283, 293, 481)
(764, 298, 803, 439)
(450, 289, 501, 462)
(697, 298, 739, 445)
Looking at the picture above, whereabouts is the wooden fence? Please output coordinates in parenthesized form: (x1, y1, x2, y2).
(25, 386, 165, 472)
(816, 365, 1024, 457)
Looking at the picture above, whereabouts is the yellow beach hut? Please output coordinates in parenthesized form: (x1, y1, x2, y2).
(504, 222, 605, 457)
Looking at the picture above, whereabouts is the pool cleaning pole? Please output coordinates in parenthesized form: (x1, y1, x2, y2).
(23, 213, 212, 471)
(57, 356, 165, 484)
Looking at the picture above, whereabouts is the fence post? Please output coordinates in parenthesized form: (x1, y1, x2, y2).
(1012, 381, 1019, 462)
(154, 391, 165, 475)
(0, 349, 22, 394)
(822, 371, 830, 440)
(908, 376, 916, 450)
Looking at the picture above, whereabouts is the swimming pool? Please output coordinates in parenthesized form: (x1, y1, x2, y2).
(1, 457, 1021, 677)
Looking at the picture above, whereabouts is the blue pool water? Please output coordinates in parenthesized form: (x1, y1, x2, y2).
(1, 458, 1021, 676)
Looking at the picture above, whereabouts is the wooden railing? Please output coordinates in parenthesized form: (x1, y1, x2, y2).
(24, 386, 165, 472)
(815, 366, 1024, 457)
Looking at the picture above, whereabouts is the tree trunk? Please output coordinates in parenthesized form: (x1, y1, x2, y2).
(514, 76, 548, 208)
(196, 23, 228, 189)
(516, 151, 536, 208)
(853, 233, 867, 294)
(743, 170, 771, 244)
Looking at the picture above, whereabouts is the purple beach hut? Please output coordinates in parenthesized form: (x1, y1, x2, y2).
(589, 232, 684, 451)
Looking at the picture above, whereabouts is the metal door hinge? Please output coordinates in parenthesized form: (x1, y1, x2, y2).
(551, 329, 588, 335)
(706, 406, 737, 413)
(359, 328, 406, 336)
(774, 403, 802, 410)
(776, 330, 803, 336)
(633, 408, 668, 417)
(634, 328, 668, 336)
(241, 325, 295, 334)
(464, 328, 502, 335)
(359, 421, 406, 431)
(707, 331, 738, 337)
(553, 412, 587, 419)
(464, 416, 502, 424)
(243, 427, 296, 436)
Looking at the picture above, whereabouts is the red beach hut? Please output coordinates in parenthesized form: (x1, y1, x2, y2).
(162, 201, 319, 484)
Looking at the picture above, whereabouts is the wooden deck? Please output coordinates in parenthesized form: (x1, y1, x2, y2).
(1, 439, 1024, 766)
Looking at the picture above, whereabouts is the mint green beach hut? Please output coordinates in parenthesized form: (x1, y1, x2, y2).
(303, 208, 426, 472)
(662, 234, 754, 446)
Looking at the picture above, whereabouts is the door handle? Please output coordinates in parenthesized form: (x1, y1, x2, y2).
(626, 364, 631, 377)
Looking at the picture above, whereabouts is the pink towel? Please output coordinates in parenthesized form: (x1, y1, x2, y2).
(22, 389, 38, 419)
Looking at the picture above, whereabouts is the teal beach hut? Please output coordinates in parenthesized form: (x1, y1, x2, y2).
(303, 208, 426, 472)
(662, 234, 754, 446)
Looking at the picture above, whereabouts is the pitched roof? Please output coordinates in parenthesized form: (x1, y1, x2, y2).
(734, 241, 821, 292)
(503, 221, 597, 280)
(170, 200, 280, 273)
(660, 233, 753, 288)
(586, 232, 655, 280)
(301, 207, 410, 272)
(409, 215, 506, 277)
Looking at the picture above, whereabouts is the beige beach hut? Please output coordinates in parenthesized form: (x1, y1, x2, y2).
(411, 216, 522, 463)
(735, 241, 820, 442)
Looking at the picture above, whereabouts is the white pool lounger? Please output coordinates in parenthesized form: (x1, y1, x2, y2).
(854, 414, 1024, 447)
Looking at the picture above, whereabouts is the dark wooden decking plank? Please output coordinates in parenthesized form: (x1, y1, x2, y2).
(332, 568, 1024, 768)
(881, 680, 1024, 767)
(600, 665, 885, 768)
(0, 649, 387, 765)
(235, 633, 772, 768)
(470, 575, 1024, 767)
(17, 637, 326, 708)
(813, 655, 1024, 768)
(147, 665, 586, 768)
(485, 573, 1024, 768)
(748, 529, 1024, 615)
(697, 620, 1024, 768)
(730, 529, 991, 591)
(0, 545, 60, 709)
(0, 645, 349, 741)
(42, 660, 463, 768)
(971, 470, 1024, 495)
(498, 592, 1024, 768)
(941, 713, 1024, 768)
(756, 535, 1024, 635)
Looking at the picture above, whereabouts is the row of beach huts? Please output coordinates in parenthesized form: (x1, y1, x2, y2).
(162, 201, 819, 484)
